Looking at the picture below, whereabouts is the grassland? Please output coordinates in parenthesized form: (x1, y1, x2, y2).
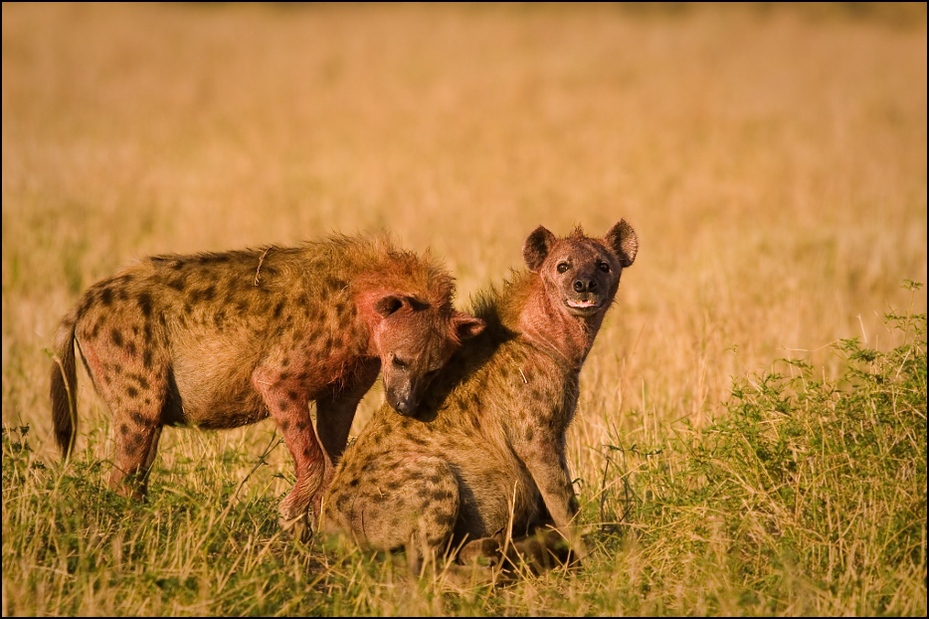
(2, 2, 926, 616)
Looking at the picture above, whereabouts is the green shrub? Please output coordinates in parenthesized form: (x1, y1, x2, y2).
(627, 305, 927, 615)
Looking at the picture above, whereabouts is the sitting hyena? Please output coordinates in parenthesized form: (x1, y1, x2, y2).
(318, 220, 638, 578)
(49, 232, 485, 536)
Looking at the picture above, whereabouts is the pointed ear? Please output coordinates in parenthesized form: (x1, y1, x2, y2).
(452, 312, 485, 341)
(604, 219, 638, 268)
(523, 225, 557, 272)
(374, 295, 404, 318)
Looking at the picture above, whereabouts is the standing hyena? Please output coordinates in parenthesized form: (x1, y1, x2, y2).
(49, 233, 485, 536)
(318, 220, 638, 577)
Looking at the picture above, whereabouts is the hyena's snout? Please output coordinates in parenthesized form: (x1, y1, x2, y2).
(377, 314, 485, 417)
(384, 376, 424, 417)
(384, 360, 447, 416)
(572, 277, 598, 293)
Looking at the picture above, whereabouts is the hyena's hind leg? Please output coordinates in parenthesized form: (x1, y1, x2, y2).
(323, 455, 462, 574)
(63, 276, 178, 500)
(74, 323, 172, 500)
(105, 372, 170, 499)
(112, 424, 164, 499)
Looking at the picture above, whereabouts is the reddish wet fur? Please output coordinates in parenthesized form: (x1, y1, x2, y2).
(50, 232, 483, 536)
(319, 220, 638, 578)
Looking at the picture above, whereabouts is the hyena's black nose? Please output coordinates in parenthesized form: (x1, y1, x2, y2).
(394, 398, 414, 416)
(387, 389, 417, 416)
(573, 279, 596, 293)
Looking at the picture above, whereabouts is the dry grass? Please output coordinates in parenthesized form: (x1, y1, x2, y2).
(2, 2, 926, 616)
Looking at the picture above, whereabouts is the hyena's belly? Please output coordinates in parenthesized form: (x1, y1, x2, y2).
(169, 342, 269, 429)
(177, 391, 270, 429)
(169, 374, 269, 429)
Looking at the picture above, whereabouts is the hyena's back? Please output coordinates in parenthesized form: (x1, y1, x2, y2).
(54, 243, 376, 449)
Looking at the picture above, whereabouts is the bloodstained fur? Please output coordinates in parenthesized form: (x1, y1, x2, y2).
(319, 221, 638, 578)
(50, 232, 483, 536)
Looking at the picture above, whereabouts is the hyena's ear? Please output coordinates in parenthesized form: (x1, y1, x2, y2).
(523, 225, 557, 272)
(451, 311, 485, 341)
(605, 219, 638, 268)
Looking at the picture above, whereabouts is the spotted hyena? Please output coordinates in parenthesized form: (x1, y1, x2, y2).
(318, 220, 638, 578)
(50, 233, 485, 536)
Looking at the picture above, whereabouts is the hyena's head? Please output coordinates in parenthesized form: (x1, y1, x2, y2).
(371, 297, 485, 416)
(522, 220, 638, 319)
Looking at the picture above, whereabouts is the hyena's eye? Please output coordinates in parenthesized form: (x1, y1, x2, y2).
(557, 262, 570, 274)
(598, 262, 611, 273)
(391, 356, 408, 369)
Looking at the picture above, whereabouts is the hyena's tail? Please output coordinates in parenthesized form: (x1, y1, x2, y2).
(50, 312, 79, 460)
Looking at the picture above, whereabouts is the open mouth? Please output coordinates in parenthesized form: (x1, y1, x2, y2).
(565, 299, 603, 314)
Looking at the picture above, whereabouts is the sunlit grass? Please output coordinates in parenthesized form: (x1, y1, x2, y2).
(3, 2, 926, 616)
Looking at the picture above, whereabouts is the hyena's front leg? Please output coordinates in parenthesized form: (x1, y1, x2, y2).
(314, 359, 380, 509)
(517, 439, 587, 562)
(253, 366, 325, 541)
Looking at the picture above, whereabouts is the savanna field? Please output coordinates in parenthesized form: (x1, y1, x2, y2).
(2, 2, 926, 616)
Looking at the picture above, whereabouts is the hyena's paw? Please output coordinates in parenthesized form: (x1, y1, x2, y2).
(505, 528, 581, 575)
(457, 536, 503, 568)
(278, 508, 315, 544)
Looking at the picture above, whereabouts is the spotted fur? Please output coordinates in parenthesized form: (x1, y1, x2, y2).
(318, 221, 638, 577)
(50, 232, 484, 536)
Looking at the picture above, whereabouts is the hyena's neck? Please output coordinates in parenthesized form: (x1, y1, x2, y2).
(516, 277, 605, 370)
(352, 289, 390, 357)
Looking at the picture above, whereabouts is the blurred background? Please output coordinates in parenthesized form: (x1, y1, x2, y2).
(3, 2, 926, 453)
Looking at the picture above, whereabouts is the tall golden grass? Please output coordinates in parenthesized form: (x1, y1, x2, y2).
(2, 2, 926, 615)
